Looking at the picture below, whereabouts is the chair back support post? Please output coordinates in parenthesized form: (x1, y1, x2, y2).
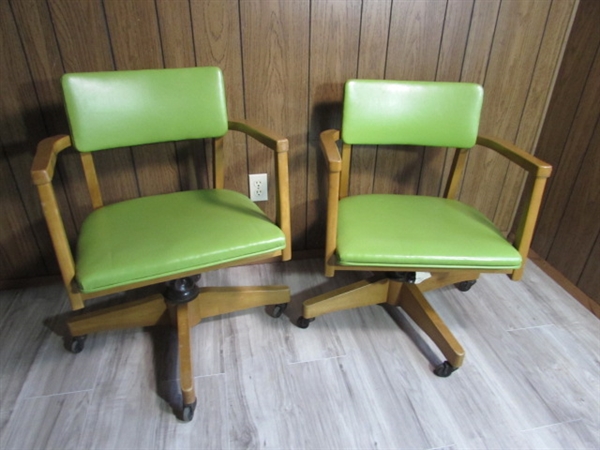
(80, 152, 103, 209)
(339, 143, 352, 199)
(212, 137, 225, 189)
(443, 148, 469, 199)
(276, 150, 292, 261)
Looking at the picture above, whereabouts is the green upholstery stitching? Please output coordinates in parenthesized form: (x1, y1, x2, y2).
(76, 190, 286, 293)
(62, 67, 228, 152)
(342, 80, 483, 148)
(336, 195, 521, 269)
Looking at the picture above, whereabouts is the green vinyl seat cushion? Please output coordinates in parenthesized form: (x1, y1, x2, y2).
(76, 189, 286, 293)
(336, 195, 522, 270)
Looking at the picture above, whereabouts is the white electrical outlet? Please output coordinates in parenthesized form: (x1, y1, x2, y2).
(249, 173, 268, 202)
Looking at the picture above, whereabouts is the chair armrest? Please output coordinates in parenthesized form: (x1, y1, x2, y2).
(31, 135, 72, 185)
(320, 129, 342, 173)
(477, 135, 551, 281)
(228, 119, 288, 153)
(476, 135, 552, 178)
(228, 119, 292, 261)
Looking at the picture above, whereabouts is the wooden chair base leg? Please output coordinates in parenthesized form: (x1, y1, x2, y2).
(302, 277, 389, 319)
(67, 293, 170, 337)
(175, 302, 197, 422)
(63, 281, 291, 421)
(392, 283, 465, 370)
(300, 275, 465, 374)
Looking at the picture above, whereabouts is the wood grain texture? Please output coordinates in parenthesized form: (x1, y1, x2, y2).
(0, 1, 67, 275)
(306, 0, 362, 249)
(103, 0, 181, 197)
(191, 0, 248, 196)
(1, 259, 598, 449)
(374, 0, 446, 197)
(240, 0, 310, 243)
(531, 0, 600, 305)
(461, 0, 553, 227)
(48, 0, 140, 214)
(0, 0, 581, 282)
(547, 118, 600, 281)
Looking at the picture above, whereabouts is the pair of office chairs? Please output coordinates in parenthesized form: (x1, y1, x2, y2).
(32, 67, 550, 421)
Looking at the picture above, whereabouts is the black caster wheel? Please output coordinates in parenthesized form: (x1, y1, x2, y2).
(433, 361, 458, 377)
(64, 335, 87, 354)
(180, 399, 197, 422)
(270, 303, 288, 318)
(296, 316, 315, 329)
(455, 280, 477, 292)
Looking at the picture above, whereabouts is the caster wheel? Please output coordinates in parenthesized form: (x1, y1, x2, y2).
(64, 335, 87, 354)
(433, 361, 457, 377)
(180, 399, 197, 423)
(270, 303, 288, 318)
(455, 280, 477, 292)
(296, 316, 315, 329)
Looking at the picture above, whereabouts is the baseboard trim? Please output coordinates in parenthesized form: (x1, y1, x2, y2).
(529, 249, 600, 320)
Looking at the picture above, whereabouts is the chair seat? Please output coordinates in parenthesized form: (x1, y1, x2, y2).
(76, 189, 286, 293)
(336, 195, 522, 270)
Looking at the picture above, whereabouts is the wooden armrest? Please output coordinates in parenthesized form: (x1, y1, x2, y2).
(320, 129, 342, 173)
(477, 135, 552, 178)
(31, 135, 72, 185)
(476, 136, 552, 281)
(228, 119, 288, 153)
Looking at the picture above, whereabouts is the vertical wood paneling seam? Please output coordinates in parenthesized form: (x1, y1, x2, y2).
(371, 0, 395, 194)
(422, 0, 450, 197)
(547, 111, 600, 273)
(457, 0, 502, 200)
(153, 0, 167, 69)
(458, 1, 476, 82)
(433, 0, 450, 81)
(187, 0, 198, 67)
(5, 0, 59, 273)
(490, 2, 554, 224)
(237, 0, 250, 177)
(578, 224, 600, 285)
(304, 0, 314, 247)
(355, 0, 366, 78)
(382, 0, 395, 80)
(153, 0, 184, 192)
(100, 0, 141, 198)
(42, 0, 68, 98)
(100, 0, 118, 71)
(544, 43, 600, 254)
(39, 0, 85, 233)
(8, 0, 45, 134)
(530, 0, 580, 154)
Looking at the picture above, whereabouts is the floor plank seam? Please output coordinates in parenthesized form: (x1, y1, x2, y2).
(519, 417, 585, 433)
(21, 388, 95, 401)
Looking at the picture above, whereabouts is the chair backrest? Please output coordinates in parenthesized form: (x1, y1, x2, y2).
(62, 67, 229, 152)
(341, 80, 484, 149)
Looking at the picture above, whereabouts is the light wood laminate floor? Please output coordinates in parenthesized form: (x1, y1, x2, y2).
(0, 259, 598, 449)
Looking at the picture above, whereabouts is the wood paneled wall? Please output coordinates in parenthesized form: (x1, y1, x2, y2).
(0, 0, 578, 282)
(532, 0, 600, 305)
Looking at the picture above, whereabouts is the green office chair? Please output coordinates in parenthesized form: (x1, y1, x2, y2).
(299, 80, 551, 376)
(31, 67, 291, 421)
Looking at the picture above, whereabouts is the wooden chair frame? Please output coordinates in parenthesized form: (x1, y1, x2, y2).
(301, 129, 551, 375)
(32, 119, 292, 421)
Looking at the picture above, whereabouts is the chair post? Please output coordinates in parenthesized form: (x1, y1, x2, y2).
(164, 276, 200, 422)
(511, 174, 549, 280)
(443, 148, 469, 199)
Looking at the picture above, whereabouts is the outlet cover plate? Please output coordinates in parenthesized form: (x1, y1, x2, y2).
(249, 173, 268, 201)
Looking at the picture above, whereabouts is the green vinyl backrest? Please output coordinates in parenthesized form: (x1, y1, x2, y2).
(62, 67, 229, 152)
(342, 80, 484, 148)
